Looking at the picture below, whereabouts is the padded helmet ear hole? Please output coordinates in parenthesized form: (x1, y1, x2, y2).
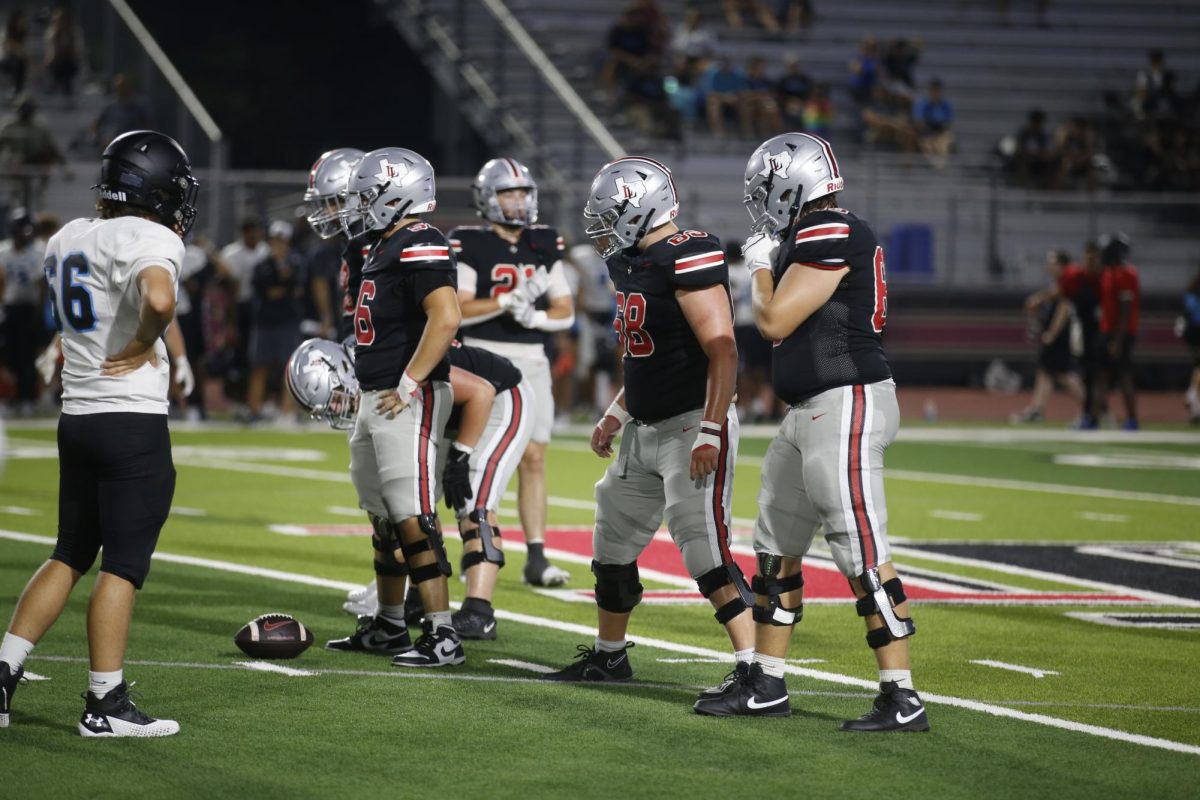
(628, 214, 643, 226)
(779, 188, 793, 204)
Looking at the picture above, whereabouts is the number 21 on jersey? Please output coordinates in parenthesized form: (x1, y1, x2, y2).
(614, 291, 654, 357)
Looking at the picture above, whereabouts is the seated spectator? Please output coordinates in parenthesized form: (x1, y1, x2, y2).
(92, 73, 152, 149)
(1054, 116, 1097, 191)
(665, 55, 706, 129)
(776, 58, 812, 129)
(802, 83, 833, 137)
(848, 37, 880, 106)
(247, 220, 305, 422)
(1133, 49, 1174, 121)
(700, 56, 748, 138)
(0, 95, 65, 167)
(741, 57, 782, 138)
(1013, 108, 1055, 188)
(913, 78, 954, 168)
(776, 0, 814, 33)
(602, 7, 657, 92)
(882, 38, 921, 90)
(860, 84, 916, 152)
(0, 9, 31, 97)
(44, 6, 85, 97)
(723, 0, 781, 33)
(671, 6, 715, 60)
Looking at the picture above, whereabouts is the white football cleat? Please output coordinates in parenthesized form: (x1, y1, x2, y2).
(342, 579, 377, 616)
(78, 682, 180, 738)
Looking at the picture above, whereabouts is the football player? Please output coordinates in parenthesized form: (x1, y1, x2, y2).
(0, 130, 197, 736)
(302, 146, 367, 343)
(543, 157, 755, 698)
(693, 133, 929, 732)
(450, 158, 575, 588)
(333, 147, 465, 668)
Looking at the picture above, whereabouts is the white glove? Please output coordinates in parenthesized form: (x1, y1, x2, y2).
(513, 303, 543, 329)
(172, 356, 195, 396)
(742, 233, 780, 276)
(517, 266, 552, 304)
(36, 340, 61, 384)
(502, 291, 532, 319)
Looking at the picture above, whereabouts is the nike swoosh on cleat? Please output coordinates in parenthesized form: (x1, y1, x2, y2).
(483, 622, 496, 634)
(435, 641, 460, 659)
(896, 708, 925, 724)
(606, 655, 626, 669)
(746, 695, 788, 710)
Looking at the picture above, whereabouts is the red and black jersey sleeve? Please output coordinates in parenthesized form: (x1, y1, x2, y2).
(664, 230, 727, 289)
(778, 208, 853, 273)
(388, 222, 456, 274)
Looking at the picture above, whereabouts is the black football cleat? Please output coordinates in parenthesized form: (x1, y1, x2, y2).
(542, 643, 634, 682)
(391, 621, 465, 668)
(325, 614, 412, 654)
(1, 661, 24, 728)
(696, 660, 751, 701)
(693, 663, 791, 717)
(78, 682, 179, 738)
(523, 557, 569, 587)
(839, 681, 930, 732)
(452, 598, 498, 641)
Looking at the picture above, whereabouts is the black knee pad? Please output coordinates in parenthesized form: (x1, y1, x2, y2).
(371, 515, 409, 577)
(855, 571, 915, 648)
(399, 513, 452, 584)
(696, 564, 754, 624)
(591, 560, 642, 614)
(460, 510, 505, 571)
(751, 553, 805, 626)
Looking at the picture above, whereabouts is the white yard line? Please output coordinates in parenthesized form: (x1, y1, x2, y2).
(486, 659, 556, 674)
(170, 507, 208, 517)
(886, 469, 1200, 508)
(1080, 512, 1130, 523)
(325, 506, 365, 517)
(0, 506, 39, 516)
(235, 661, 316, 677)
(4, 529, 1199, 757)
(970, 659, 1061, 678)
(1076, 546, 1200, 571)
(930, 510, 984, 522)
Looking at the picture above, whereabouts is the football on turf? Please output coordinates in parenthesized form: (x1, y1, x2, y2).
(234, 613, 314, 659)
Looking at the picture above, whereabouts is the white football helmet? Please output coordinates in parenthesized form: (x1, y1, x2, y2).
(339, 147, 436, 238)
(744, 132, 844, 235)
(304, 147, 364, 240)
(583, 156, 678, 259)
(285, 338, 359, 430)
(473, 157, 538, 226)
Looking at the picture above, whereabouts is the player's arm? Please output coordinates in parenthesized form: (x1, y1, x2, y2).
(376, 283, 461, 417)
(678, 284, 738, 479)
(310, 271, 334, 337)
(455, 258, 511, 325)
(751, 262, 847, 341)
(592, 386, 627, 458)
(1041, 297, 1073, 344)
(163, 322, 195, 396)
(1024, 285, 1058, 312)
(102, 265, 177, 376)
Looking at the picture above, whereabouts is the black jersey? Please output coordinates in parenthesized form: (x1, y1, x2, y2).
(607, 229, 728, 422)
(769, 208, 891, 404)
(449, 224, 564, 345)
(353, 221, 457, 390)
(445, 342, 523, 434)
(336, 241, 368, 341)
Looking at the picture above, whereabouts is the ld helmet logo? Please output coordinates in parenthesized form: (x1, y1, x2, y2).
(759, 150, 793, 178)
(374, 158, 408, 184)
(611, 176, 647, 208)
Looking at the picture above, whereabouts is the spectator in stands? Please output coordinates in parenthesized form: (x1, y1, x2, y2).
(665, 55, 705, 130)
(43, 6, 85, 98)
(670, 6, 715, 60)
(1012, 108, 1055, 189)
(0, 9, 31, 97)
(847, 37, 880, 106)
(601, 2, 666, 93)
(92, 73, 153, 150)
(1087, 233, 1140, 430)
(1012, 249, 1085, 423)
(0, 95, 65, 167)
(220, 218, 269, 412)
(700, 56, 747, 138)
(860, 84, 917, 153)
(1053, 116, 1097, 191)
(1182, 265, 1200, 424)
(247, 220, 305, 422)
(913, 78, 954, 168)
(0, 209, 45, 416)
(802, 83, 833, 137)
(1133, 49, 1174, 121)
(775, 0, 814, 33)
(742, 57, 783, 139)
(776, 58, 811, 129)
(722, 0, 781, 33)
(882, 38, 921, 90)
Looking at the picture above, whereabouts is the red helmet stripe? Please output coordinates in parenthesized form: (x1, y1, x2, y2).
(797, 133, 840, 180)
(504, 157, 521, 178)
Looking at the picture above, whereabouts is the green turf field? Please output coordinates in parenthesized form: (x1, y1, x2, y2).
(1, 420, 1198, 799)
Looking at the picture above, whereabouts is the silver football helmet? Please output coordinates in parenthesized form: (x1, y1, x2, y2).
(304, 147, 364, 239)
(744, 133, 844, 235)
(285, 338, 359, 430)
(339, 147, 436, 238)
(583, 156, 678, 259)
(473, 157, 538, 226)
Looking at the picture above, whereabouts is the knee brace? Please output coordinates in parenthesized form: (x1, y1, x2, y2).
(591, 560, 643, 614)
(460, 510, 506, 570)
(398, 514, 452, 584)
(371, 514, 409, 577)
(696, 563, 755, 624)
(855, 568, 916, 649)
(751, 553, 805, 626)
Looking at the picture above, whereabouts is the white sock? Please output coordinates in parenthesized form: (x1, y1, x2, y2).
(427, 611, 452, 631)
(89, 670, 123, 699)
(880, 669, 913, 690)
(595, 637, 626, 653)
(734, 648, 754, 664)
(753, 652, 786, 678)
(0, 633, 35, 671)
(378, 603, 406, 625)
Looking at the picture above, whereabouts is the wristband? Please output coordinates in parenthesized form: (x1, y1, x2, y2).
(398, 370, 420, 399)
(692, 420, 723, 451)
(602, 399, 631, 427)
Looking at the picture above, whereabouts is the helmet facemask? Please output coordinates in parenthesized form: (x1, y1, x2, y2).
(584, 204, 629, 259)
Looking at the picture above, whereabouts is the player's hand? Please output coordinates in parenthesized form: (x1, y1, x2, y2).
(101, 337, 159, 376)
(517, 267, 551, 304)
(742, 233, 780, 276)
(172, 356, 195, 396)
(443, 442, 474, 510)
(377, 371, 420, 419)
(689, 421, 724, 481)
(513, 301, 540, 329)
(36, 339, 61, 384)
(591, 413, 624, 458)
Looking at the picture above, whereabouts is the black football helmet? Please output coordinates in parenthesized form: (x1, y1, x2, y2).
(96, 130, 199, 236)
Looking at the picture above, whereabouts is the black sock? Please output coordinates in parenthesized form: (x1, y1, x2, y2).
(462, 597, 494, 615)
(526, 542, 546, 563)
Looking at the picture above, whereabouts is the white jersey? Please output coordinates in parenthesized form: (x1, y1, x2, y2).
(0, 238, 46, 306)
(45, 216, 184, 416)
